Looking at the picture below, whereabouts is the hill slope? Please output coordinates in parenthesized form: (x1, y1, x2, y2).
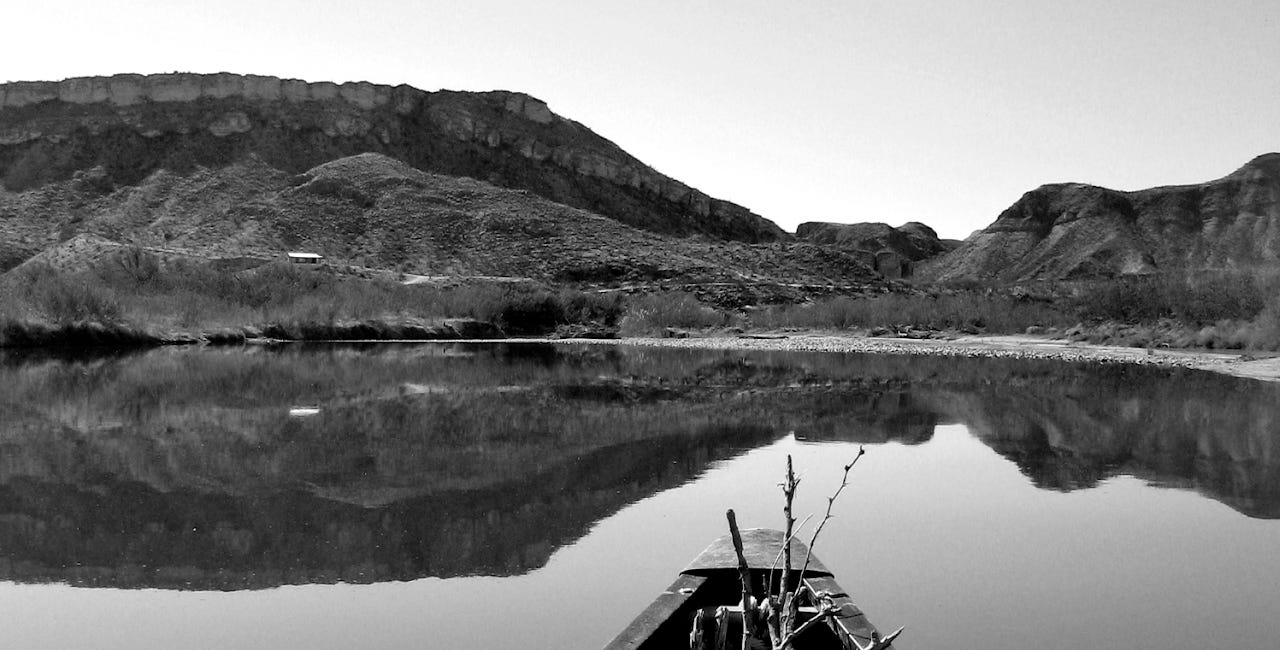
(0, 153, 877, 287)
(923, 154, 1280, 282)
(0, 73, 785, 243)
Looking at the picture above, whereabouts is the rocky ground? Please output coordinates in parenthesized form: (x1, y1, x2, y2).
(561, 332, 1280, 382)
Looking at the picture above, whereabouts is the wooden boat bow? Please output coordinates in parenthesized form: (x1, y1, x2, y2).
(603, 529, 899, 649)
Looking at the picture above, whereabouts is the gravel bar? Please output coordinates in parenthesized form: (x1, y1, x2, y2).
(557, 333, 1280, 383)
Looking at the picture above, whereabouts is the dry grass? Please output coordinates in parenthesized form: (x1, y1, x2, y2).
(618, 291, 735, 336)
(1069, 272, 1275, 324)
(0, 257, 627, 343)
(1061, 272, 1280, 350)
(5, 252, 1280, 352)
(752, 293, 1074, 333)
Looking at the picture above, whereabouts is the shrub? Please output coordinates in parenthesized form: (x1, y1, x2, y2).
(619, 291, 727, 336)
(103, 246, 161, 286)
(20, 267, 123, 323)
(1244, 303, 1280, 350)
(559, 290, 626, 327)
(1072, 272, 1269, 324)
(494, 290, 566, 335)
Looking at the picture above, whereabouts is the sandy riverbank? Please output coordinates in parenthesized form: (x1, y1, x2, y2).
(561, 332, 1280, 383)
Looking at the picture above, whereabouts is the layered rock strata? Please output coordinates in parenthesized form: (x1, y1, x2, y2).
(0, 73, 785, 243)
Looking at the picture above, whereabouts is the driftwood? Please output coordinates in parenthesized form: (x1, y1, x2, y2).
(722, 447, 902, 650)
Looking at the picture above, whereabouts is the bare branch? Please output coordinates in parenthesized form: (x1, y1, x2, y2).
(765, 512, 813, 591)
(796, 446, 866, 589)
(851, 626, 905, 650)
(734, 449, 898, 650)
(777, 599, 838, 649)
(779, 455, 798, 636)
(725, 509, 756, 650)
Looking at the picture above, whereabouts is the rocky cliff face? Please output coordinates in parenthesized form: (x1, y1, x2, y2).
(923, 154, 1280, 282)
(796, 221, 955, 259)
(0, 73, 785, 243)
(795, 221, 957, 278)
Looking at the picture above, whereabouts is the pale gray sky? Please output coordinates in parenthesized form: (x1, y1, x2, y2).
(4, 0, 1278, 239)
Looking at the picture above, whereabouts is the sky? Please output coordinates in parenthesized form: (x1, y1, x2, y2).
(3, 0, 1278, 239)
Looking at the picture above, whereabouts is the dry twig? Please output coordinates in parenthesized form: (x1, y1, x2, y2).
(726, 446, 900, 650)
(725, 509, 757, 650)
(852, 626, 905, 650)
(796, 446, 865, 589)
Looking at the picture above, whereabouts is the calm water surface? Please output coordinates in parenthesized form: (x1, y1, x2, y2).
(0, 343, 1278, 649)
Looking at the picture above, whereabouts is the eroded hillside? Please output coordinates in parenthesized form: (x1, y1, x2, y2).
(924, 154, 1280, 282)
(0, 153, 876, 287)
(0, 73, 785, 243)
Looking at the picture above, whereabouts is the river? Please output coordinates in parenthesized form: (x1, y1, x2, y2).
(0, 343, 1277, 648)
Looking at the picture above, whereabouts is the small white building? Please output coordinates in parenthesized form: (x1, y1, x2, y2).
(286, 252, 324, 265)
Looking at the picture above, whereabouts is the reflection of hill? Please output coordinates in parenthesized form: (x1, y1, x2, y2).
(923, 365, 1280, 518)
(790, 389, 939, 444)
(0, 345, 919, 589)
(1, 345, 1278, 590)
(0, 422, 780, 589)
(730, 352, 1280, 518)
(625, 350, 1280, 518)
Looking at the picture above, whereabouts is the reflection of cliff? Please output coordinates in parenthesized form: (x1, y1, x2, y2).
(0, 422, 780, 590)
(790, 389, 938, 444)
(2, 345, 1278, 591)
(727, 351, 1280, 518)
(652, 350, 1280, 518)
(918, 364, 1280, 518)
(0, 346, 934, 499)
(0, 345, 919, 589)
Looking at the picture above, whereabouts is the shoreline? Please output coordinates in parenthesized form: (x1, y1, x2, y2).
(558, 332, 1280, 383)
(4, 325, 1278, 383)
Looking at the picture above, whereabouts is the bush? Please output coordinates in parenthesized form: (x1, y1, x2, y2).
(21, 267, 123, 323)
(619, 292, 728, 336)
(102, 246, 160, 286)
(1072, 273, 1269, 324)
(1247, 305, 1280, 350)
(493, 290, 565, 335)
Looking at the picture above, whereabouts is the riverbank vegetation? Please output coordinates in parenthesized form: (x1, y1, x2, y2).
(0, 251, 626, 346)
(2, 250, 1278, 352)
(745, 272, 1280, 351)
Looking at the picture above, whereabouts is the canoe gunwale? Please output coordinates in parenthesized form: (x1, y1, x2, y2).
(681, 528, 832, 577)
(602, 529, 895, 649)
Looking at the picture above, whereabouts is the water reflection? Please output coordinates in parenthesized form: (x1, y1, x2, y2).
(0, 344, 1276, 591)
